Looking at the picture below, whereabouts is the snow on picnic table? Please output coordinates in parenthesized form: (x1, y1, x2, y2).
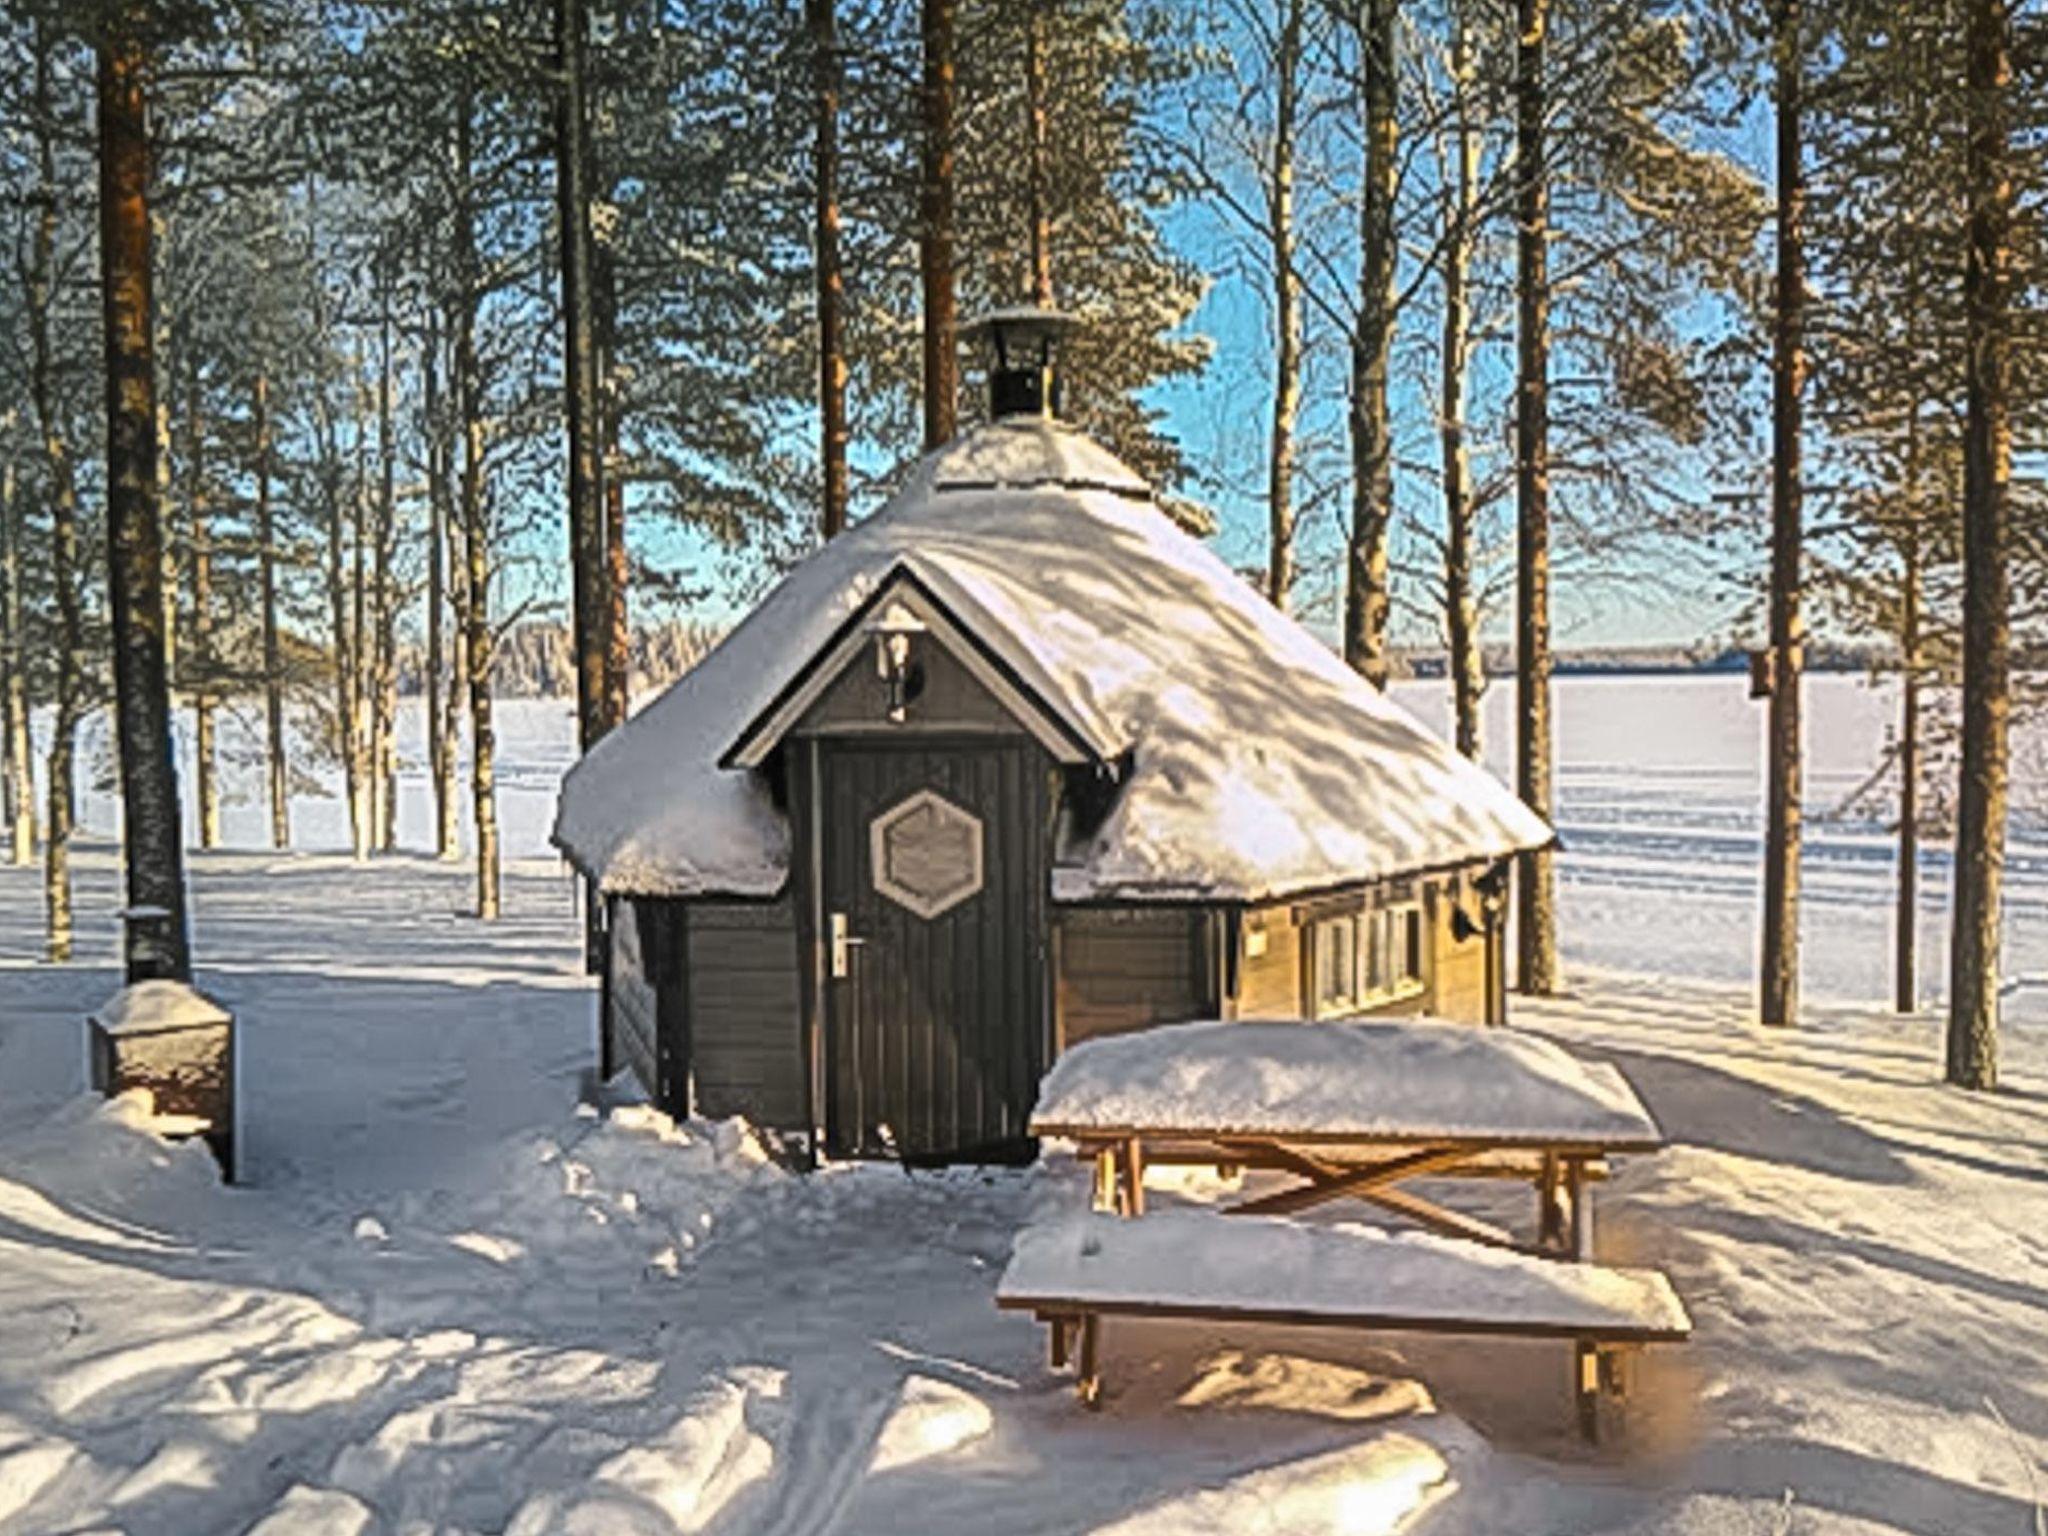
(1030, 1017, 1663, 1148)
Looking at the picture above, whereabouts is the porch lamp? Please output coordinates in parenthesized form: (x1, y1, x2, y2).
(869, 599, 928, 723)
(964, 307, 1079, 420)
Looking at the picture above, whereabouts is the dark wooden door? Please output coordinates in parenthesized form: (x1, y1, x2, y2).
(819, 739, 1046, 1161)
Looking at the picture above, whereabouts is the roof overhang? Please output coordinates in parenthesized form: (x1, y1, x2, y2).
(719, 563, 1105, 771)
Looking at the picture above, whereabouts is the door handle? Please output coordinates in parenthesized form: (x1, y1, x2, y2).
(830, 911, 866, 979)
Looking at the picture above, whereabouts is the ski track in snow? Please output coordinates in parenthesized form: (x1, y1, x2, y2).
(0, 675, 2044, 1533)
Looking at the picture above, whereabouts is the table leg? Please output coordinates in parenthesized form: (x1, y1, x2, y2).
(1077, 1314, 1102, 1408)
(1538, 1151, 1566, 1251)
(1093, 1146, 1118, 1213)
(1122, 1136, 1146, 1217)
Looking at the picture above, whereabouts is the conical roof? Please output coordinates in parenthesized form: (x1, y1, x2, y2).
(553, 419, 1551, 902)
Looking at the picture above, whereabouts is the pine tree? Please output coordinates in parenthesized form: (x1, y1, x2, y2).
(1759, 0, 1805, 1027)
(810, 0, 849, 541)
(921, 0, 960, 449)
(1948, 0, 2015, 1090)
(97, 0, 192, 981)
(1345, 0, 1398, 687)
(1513, 0, 1555, 994)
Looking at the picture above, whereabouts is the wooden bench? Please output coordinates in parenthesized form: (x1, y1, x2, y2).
(997, 1210, 1692, 1441)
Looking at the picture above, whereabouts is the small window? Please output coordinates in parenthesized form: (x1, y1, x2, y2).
(1311, 902, 1424, 1018)
(1314, 914, 1357, 1013)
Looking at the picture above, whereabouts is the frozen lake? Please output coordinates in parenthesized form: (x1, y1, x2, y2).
(13, 671, 2047, 1027)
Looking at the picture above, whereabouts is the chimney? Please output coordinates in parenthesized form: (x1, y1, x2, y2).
(964, 307, 1077, 420)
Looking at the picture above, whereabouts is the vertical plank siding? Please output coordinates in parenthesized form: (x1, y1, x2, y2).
(1054, 907, 1209, 1046)
(606, 896, 662, 1099)
(687, 899, 806, 1130)
(819, 739, 1047, 1158)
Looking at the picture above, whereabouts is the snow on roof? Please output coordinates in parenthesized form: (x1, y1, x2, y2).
(1029, 1019, 1664, 1148)
(553, 419, 1552, 901)
(998, 1210, 1693, 1338)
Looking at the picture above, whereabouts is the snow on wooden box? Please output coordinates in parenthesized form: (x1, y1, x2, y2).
(88, 979, 236, 1176)
(998, 1210, 1692, 1341)
(1029, 1018, 1663, 1148)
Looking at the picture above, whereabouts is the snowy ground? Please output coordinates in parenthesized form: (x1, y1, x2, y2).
(1, 676, 2045, 1533)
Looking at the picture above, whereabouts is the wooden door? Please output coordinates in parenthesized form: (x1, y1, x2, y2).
(819, 739, 1045, 1161)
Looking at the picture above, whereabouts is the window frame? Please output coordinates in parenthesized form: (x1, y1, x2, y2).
(1307, 899, 1426, 1020)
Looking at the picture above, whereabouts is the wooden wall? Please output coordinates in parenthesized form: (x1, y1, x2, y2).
(607, 896, 664, 1101)
(685, 898, 807, 1131)
(1238, 906, 1303, 1018)
(1424, 880, 1494, 1023)
(796, 635, 1027, 739)
(1054, 907, 1212, 1048)
(1231, 869, 1498, 1026)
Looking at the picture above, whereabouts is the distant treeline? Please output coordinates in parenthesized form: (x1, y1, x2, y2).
(1401, 639, 2048, 680)
(392, 620, 720, 700)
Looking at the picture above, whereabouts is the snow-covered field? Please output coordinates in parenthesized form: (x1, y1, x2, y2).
(1, 675, 2044, 1533)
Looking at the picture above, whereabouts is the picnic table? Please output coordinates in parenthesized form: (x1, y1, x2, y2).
(997, 1018, 1690, 1438)
(1029, 1017, 1663, 1255)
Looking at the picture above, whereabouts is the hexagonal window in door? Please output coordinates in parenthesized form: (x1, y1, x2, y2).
(870, 789, 985, 919)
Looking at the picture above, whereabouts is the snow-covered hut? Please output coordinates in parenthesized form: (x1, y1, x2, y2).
(553, 312, 1551, 1163)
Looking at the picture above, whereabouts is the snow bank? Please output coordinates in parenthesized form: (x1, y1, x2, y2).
(868, 1375, 994, 1472)
(1087, 1433, 1452, 1536)
(504, 1374, 776, 1535)
(1000, 1210, 1691, 1337)
(1030, 1018, 1664, 1146)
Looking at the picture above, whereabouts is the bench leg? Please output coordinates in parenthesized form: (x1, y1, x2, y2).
(1574, 1341, 1634, 1444)
(1077, 1314, 1102, 1409)
(1049, 1315, 1071, 1370)
(1574, 1340, 1601, 1443)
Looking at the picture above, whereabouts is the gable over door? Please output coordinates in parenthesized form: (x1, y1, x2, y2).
(816, 739, 1047, 1161)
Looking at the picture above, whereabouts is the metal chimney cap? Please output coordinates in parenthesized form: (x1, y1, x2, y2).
(965, 308, 1078, 419)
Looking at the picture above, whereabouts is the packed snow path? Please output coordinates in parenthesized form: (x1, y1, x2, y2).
(2, 848, 2046, 1533)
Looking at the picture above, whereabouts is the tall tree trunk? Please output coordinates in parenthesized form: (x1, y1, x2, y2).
(920, 0, 959, 449)
(185, 363, 218, 851)
(1948, 0, 2012, 1091)
(455, 104, 500, 920)
(1513, 0, 1557, 995)
(1, 454, 33, 866)
(373, 285, 398, 852)
(1025, 0, 1054, 308)
(98, 16, 192, 982)
(1760, 0, 1805, 1027)
(28, 29, 80, 957)
(596, 240, 629, 724)
(44, 457, 81, 964)
(812, 0, 850, 538)
(255, 370, 289, 849)
(1266, 0, 1304, 611)
(556, 0, 610, 764)
(157, 322, 177, 696)
(323, 375, 365, 863)
(425, 315, 456, 859)
(1441, 3, 1482, 760)
(1895, 505, 1920, 1014)
(444, 491, 469, 864)
(1344, 0, 1396, 686)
